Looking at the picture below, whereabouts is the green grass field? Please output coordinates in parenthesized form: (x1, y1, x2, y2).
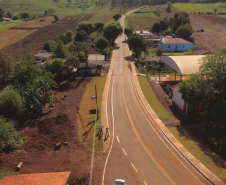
(0, 0, 97, 15)
(89, 8, 122, 22)
(169, 126, 226, 182)
(195, 2, 226, 13)
(173, 3, 206, 13)
(0, 20, 25, 32)
(147, 52, 185, 57)
(125, 6, 159, 29)
(137, 75, 172, 119)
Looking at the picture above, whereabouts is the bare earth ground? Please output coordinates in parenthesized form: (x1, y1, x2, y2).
(0, 77, 105, 185)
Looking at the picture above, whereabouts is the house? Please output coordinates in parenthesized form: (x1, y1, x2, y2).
(0, 171, 70, 185)
(34, 53, 53, 61)
(141, 34, 160, 45)
(159, 36, 194, 52)
(2, 17, 11, 21)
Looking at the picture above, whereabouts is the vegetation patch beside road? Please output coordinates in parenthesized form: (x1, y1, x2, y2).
(77, 74, 107, 153)
(137, 75, 172, 119)
(169, 126, 226, 182)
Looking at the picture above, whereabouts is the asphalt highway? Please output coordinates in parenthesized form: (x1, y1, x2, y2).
(102, 11, 211, 185)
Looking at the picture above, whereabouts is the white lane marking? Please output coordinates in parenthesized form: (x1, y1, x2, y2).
(102, 77, 115, 185)
(116, 136, 120, 142)
(143, 181, 147, 185)
(122, 148, 127, 156)
(131, 163, 138, 172)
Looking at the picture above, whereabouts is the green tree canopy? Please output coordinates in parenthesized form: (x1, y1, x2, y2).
(7, 12, 12, 19)
(74, 30, 89, 42)
(44, 8, 56, 16)
(172, 12, 190, 33)
(152, 22, 161, 34)
(0, 8, 4, 22)
(103, 21, 123, 45)
(0, 51, 15, 85)
(0, 88, 24, 120)
(124, 27, 133, 37)
(21, 13, 30, 19)
(94, 21, 105, 36)
(0, 117, 21, 153)
(54, 15, 59, 22)
(42, 41, 57, 52)
(176, 23, 194, 40)
(113, 13, 121, 21)
(55, 41, 70, 58)
(156, 48, 162, 57)
(127, 33, 147, 58)
(166, 2, 171, 13)
(67, 44, 77, 53)
(96, 37, 109, 51)
(65, 30, 74, 43)
(65, 55, 80, 71)
(45, 59, 65, 75)
(77, 21, 94, 35)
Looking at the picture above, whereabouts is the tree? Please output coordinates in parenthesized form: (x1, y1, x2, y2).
(42, 41, 57, 52)
(45, 59, 65, 75)
(124, 27, 133, 37)
(127, 33, 147, 58)
(65, 30, 75, 43)
(44, 8, 56, 16)
(74, 30, 89, 42)
(96, 37, 109, 51)
(0, 8, 4, 22)
(0, 117, 21, 153)
(214, 8, 218, 15)
(165, 2, 171, 13)
(152, 22, 161, 34)
(123, 3, 128, 9)
(103, 21, 123, 45)
(67, 44, 77, 53)
(94, 21, 105, 36)
(156, 48, 162, 57)
(6, 12, 12, 19)
(65, 55, 80, 72)
(0, 51, 15, 85)
(172, 12, 190, 33)
(0, 88, 23, 120)
(159, 17, 168, 33)
(77, 21, 94, 35)
(113, 13, 121, 21)
(55, 41, 70, 58)
(21, 13, 30, 19)
(54, 15, 59, 22)
(176, 23, 194, 40)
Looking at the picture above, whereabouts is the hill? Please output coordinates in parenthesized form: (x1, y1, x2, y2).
(0, 0, 99, 15)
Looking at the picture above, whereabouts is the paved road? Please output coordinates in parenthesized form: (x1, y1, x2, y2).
(102, 11, 211, 185)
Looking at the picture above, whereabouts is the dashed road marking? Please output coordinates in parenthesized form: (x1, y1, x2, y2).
(131, 163, 138, 172)
(122, 148, 127, 156)
(143, 181, 147, 185)
(116, 136, 120, 142)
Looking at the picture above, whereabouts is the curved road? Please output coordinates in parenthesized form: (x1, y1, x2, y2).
(102, 11, 211, 185)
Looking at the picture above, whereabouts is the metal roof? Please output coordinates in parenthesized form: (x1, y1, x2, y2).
(88, 54, 105, 66)
(161, 55, 205, 75)
(0, 171, 70, 185)
(34, 53, 53, 57)
(163, 38, 191, 44)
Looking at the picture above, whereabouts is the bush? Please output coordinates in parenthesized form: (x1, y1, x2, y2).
(0, 117, 21, 153)
(45, 59, 65, 76)
(0, 88, 23, 120)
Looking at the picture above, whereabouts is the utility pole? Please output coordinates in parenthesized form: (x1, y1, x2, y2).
(95, 85, 99, 120)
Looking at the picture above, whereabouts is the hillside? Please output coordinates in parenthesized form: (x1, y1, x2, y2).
(0, 0, 99, 15)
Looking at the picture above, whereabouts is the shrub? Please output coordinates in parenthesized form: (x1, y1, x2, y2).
(0, 88, 23, 120)
(0, 117, 21, 153)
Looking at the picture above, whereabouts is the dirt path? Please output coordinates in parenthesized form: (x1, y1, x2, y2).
(0, 77, 105, 184)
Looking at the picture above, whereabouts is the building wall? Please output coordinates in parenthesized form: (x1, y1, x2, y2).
(161, 43, 194, 52)
(34, 56, 50, 61)
(172, 85, 185, 110)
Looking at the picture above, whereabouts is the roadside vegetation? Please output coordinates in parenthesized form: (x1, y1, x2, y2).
(77, 74, 107, 152)
(137, 75, 172, 119)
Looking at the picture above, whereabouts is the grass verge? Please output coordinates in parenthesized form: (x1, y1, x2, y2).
(77, 74, 107, 153)
(0, 168, 18, 179)
(168, 126, 226, 182)
(137, 75, 172, 119)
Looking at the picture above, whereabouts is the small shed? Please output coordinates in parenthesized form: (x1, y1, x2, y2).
(34, 53, 53, 61)
(0, 171, 70, 185)
(77, 63, 97, 75)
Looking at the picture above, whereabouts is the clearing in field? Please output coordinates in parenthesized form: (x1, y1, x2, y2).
(125, 6, 159, 29)
(172, 3, 206, 13)
(77, 74, 107, 153)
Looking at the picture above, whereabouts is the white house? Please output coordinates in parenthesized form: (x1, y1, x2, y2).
(160, 36, 194, 52)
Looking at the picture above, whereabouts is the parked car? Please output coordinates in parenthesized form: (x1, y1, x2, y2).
(114, 179, 126, 185)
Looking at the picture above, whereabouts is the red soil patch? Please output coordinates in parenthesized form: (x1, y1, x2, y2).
(0, 77, 105, 185)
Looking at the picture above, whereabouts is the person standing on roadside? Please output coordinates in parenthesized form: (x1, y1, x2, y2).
(100, 125, 104, 136)
(105, 127, 109, 138)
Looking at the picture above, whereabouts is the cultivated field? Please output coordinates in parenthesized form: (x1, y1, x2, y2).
(126, 7, 160, 29)
(172, 3, 206, 13)
(0, 16, 61, 49)
(0, 12, 96, 61)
